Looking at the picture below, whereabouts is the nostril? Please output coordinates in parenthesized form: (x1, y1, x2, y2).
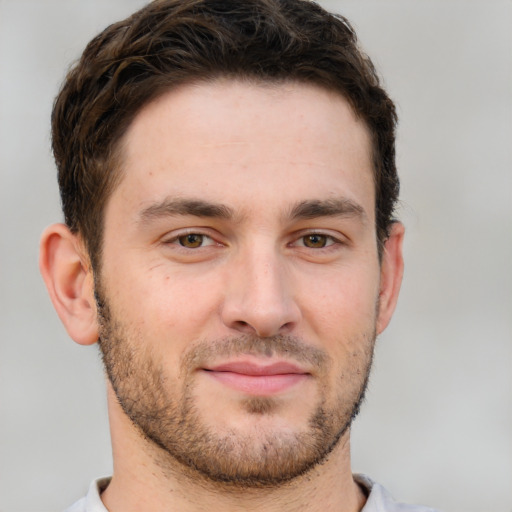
(233, 320, 252, 332)
(280, 321, 294, 332)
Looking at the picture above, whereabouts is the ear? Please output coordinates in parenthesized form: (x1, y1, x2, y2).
(376, 221, 405, 334)
(39, 223, 98, 345)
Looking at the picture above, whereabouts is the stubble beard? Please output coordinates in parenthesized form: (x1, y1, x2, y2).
(95, 286, 376, 489)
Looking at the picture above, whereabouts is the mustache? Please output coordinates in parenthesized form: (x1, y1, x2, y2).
(179, 334, 331, 376)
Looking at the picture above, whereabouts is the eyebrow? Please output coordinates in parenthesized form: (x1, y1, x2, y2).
(138, 198, 235, 224)
(288, 198, 367, 222)
(137, 196, 367, 225)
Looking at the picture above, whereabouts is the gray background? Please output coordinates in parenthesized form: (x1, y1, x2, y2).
(0, 1, 511, 511)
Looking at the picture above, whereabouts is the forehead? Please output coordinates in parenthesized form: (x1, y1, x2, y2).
(111, 79, 375, 222)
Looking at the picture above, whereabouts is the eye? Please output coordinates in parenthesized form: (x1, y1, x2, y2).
(299, 234, 336, 249)
(176, 233, 214, 248)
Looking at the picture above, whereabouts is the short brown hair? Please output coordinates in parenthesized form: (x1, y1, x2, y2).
(52, 0, 399, 269)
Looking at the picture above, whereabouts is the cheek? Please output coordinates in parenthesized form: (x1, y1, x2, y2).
(119, 266, 223, 342)
(297, 263, 380, 333)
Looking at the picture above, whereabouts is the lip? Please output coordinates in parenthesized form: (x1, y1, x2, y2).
(202, 360, 310, 396)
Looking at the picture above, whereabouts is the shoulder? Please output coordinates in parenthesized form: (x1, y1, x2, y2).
(355, 474, 441, 512)
(63, 478, 111, 512)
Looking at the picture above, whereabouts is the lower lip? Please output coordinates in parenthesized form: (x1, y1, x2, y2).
(205, 371, 308, 395)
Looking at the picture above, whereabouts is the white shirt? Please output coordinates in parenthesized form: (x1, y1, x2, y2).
(64, 475, 440, 512)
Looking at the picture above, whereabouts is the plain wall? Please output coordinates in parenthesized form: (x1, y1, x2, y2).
(0, 1, 510, 511)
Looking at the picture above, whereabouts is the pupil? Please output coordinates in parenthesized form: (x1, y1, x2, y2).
(306, 235, 326, 248)
(179, 234, 203, 247)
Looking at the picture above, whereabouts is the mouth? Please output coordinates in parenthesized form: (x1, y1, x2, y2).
(202, 360, 310, 396)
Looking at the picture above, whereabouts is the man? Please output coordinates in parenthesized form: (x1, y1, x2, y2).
(39, 1, 438, 511)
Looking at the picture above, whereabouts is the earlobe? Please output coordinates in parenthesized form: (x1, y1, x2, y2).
(376, 221, 405, 334)
(39, 223, 99, 346)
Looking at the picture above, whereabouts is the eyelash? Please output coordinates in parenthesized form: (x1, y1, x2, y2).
(163, 230, 343, 251)
(163, 231, 218, 249)
(291, 233, 340, 249)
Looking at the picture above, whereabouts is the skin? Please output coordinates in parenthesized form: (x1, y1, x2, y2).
(40, 79, 404, 512)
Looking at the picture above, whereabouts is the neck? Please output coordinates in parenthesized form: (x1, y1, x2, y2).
(102, 385, 367, 512)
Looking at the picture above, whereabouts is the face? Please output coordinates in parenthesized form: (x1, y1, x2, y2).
(96, 80, 387, 486)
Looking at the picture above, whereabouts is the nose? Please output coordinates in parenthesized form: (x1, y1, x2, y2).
(220, 249, 301, 338)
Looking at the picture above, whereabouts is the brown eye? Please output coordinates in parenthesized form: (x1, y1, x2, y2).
(178, 234, 204, 248)
(302, 234, 328, 248)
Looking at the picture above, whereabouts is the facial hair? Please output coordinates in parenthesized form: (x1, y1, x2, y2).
(95, 286, 375, 488)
